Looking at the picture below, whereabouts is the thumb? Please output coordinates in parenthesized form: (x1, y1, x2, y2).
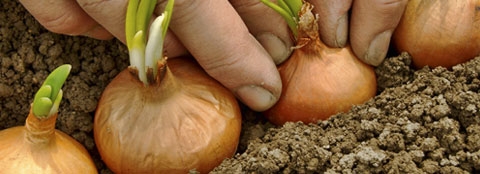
(350, 0, 407, 66)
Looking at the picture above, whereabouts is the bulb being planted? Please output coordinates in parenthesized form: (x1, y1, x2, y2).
(261, 0, 377, 125)
(0, 64, 98, 174)
(94, 0, 242, 173)
(393, 0, 480, 69)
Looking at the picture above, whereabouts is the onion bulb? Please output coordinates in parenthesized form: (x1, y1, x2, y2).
(0, 65, 97, 174)
(393, 0, 480, 68)
(94, 58, 242, 173)
(261, 0, 377, 125)
(94, 1, 241, 172)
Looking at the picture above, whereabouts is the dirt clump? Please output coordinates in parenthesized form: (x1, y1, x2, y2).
(212, 54, 480, 174)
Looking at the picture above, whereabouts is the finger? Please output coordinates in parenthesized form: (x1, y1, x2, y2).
(350, 0, 407, 66)
(155, 0, 282, 112)
(19, 0, 113, 40)
(76, 0, 187, 58)
(83, 25, 114, 40)
(309, 0, 352, 48)
(163, 29, 189, 58)
(230, 0, 294, 65)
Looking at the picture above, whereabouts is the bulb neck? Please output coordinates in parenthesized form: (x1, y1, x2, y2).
(25, 108, 56, 145)
(153, 59, 168, 85)
(297, 2, 318, 42)
(294, 2, 326, 54)
(128, 59, 180, 100)
(153, 61, 179, 94)
(128, 59, 174, 86)
(149, 59, 179, 92)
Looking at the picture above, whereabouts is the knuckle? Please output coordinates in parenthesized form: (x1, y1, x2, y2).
(374, 0, 408, 11)
(323, 0, 352, 11)
(168, 0, 202, 24)
(372, 0, 408, 24)
(40, 12, 83, 35)
(77, 0, 110, 12)
(229, 0, 266, 9)
(202, 53, 243, 77)
(173, 0, 197, 8)
(200, 38, 251, 79)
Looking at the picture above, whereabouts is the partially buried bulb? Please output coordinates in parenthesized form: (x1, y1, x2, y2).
(0, 64, 98, 174)
(94, 0, 242, 173)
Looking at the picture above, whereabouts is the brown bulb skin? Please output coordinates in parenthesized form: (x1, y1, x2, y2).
(0, 111, 98, 174)
(393, 0, 480, 69)
(94, 57, 241, 174)
(264, 39, 377, 125)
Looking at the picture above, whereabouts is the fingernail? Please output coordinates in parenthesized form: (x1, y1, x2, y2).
(335, 14, 348, 48)
(256, 33, 291, 65)
(364, 31, 392, 66)
(235, 85, 277, 112)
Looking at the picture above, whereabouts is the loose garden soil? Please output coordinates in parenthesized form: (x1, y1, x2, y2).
(1, 1, 479, 173)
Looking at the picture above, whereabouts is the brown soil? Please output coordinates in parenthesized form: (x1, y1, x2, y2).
(212, 54, 480, 173)
(1, 1, 479, 174)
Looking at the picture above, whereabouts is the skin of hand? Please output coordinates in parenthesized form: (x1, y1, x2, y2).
(19, 0, 407, 112)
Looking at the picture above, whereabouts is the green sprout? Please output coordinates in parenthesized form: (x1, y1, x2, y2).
(126, 0, 175, 85)
(260, 0, 303, 38)
(32, 64, 71, 118)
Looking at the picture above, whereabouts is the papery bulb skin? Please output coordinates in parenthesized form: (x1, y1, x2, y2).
(264, 39, 377, 125)
(264, 2, 377, 125)
(393, 0, 480, 69)
(0, 111, 98, 174)
(94, 57, 242, 174)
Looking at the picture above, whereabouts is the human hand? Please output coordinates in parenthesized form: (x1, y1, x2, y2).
(19, 0, 407, 112)
(19, 0, 285, 112)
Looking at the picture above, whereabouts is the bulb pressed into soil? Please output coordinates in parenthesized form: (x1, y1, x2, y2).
(0, 110, 97, 174)
(94, 57, 242, 173)
(264, 3, 377, 125)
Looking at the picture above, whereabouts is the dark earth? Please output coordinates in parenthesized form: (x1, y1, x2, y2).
(1, 1, 479, 174)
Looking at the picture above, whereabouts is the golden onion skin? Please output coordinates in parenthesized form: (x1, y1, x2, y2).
(393, 0, 480, 69)
(264, 2, 377, 125)
(94, 57, 242, 173)
(0, 112, 98, 174)
(264, 39, 377, 125)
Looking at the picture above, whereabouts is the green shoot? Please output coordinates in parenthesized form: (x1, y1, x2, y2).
(162, 0, 175, 39)
(284, 0, 302, 18)
(136, 0, 157, 42)
(49, 89, 63, 117)
(260, 0, 298, 37)
(33, 64, 71, 118)
(125, 0, 139, 50)
(33, 86, 52, 117)
(126, 0, 175, 85)
(145, 14, 165, 79)
(38, 64, 71, 104)
(260, 0, 303, 38)
(131, 31, 147, 84)
(145, 0, 174, 79)
(277, 0, 294, 18)
(146, 0, 157, 26)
